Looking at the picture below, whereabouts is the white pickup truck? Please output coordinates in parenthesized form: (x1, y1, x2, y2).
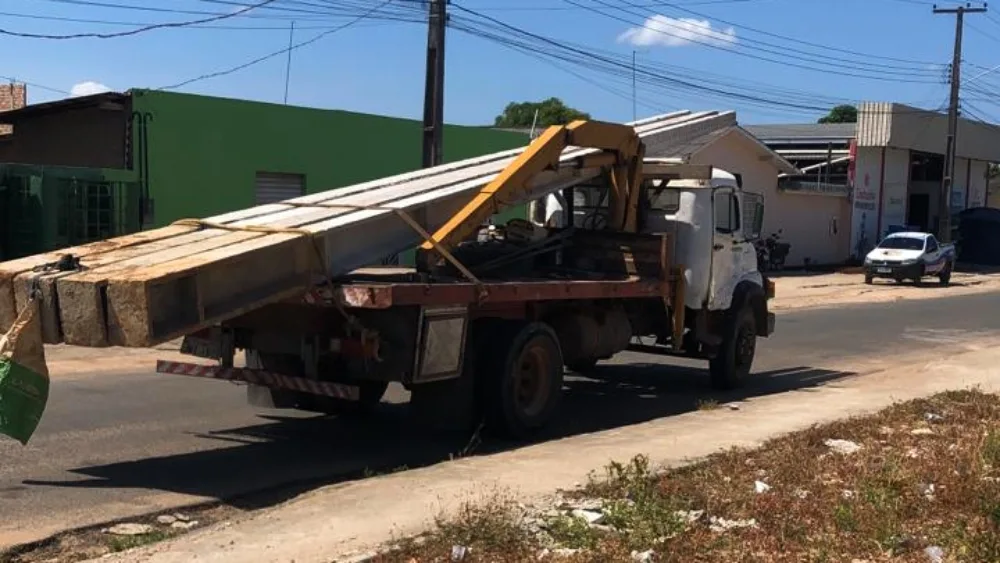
(864, 231, 956, 286)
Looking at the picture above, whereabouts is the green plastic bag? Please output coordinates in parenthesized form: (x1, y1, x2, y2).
(0, 296, 49, 445)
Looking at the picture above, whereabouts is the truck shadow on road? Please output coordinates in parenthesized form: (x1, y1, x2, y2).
(22, 363, 853, 511)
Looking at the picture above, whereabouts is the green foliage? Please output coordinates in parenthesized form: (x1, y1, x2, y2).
(818, 104, 858, 124)
(546, 515, 601, 550)
(494, 98, 591, 129)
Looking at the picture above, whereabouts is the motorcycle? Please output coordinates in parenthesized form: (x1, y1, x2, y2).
(764, 230, 791, 271)
(754, 238, 770, 273)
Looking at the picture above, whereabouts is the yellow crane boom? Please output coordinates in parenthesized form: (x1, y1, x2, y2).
(418, 119, 647, 259)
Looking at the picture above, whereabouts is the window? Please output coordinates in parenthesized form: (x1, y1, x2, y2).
(255, 172, 305, 205)
(645, 186, 681, 213)
(926, 237, 938, 253)
(715, 192, 740, 234)
(570, 182, 611, 230)
(877, 236, 924, 251)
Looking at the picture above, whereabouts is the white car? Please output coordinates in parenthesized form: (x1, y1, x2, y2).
(864, 231, 955, 286)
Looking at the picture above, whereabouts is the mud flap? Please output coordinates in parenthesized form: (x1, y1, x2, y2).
(0, 296, 50, 445)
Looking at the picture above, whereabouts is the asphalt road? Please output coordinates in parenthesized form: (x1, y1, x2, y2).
(3, 292, 1000, 548)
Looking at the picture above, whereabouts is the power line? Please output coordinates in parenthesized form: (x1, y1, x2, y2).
(449, 5, 955, 120)
(0, 9, 415, 30)
(0, 0, 278, 39)
(159, 0, 401, 90)
(0, 75, 70, 95)
(626, 0, 944, 67)
(578, 0, 946, 80)
(448, 7, 835, 113)
(27, 0, 408, 22)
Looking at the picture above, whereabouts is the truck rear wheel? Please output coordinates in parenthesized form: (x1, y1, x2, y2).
(709, 304, 757, 390)
(481, 322, 564, 440)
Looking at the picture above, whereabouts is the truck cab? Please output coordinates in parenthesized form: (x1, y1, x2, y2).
(532, 158, 773, 388)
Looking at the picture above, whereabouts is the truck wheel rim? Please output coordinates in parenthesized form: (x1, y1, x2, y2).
(514, 342, 551, 418)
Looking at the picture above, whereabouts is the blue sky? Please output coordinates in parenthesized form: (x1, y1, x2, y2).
(3, 0, 1000, 126)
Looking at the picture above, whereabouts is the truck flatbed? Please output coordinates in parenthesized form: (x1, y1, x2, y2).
(307, 271, 673, 310)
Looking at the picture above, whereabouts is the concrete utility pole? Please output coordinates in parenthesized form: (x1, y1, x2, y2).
(933, 2, 987, 242)
(422, 0, 447, 168)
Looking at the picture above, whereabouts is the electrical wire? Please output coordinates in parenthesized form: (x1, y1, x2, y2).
(620, 0, 944, 67)
(0, 75, 70, 95)
(1, 0, 279, 39)
(159, 0, 405, 90)
(447, 8, 835, 114)
(450, 5, 955, 120)
(0, 9, 416, 30)
(566, 0, 944, 81)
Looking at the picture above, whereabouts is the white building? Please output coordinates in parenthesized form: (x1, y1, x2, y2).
(752, 103, 1000, 262)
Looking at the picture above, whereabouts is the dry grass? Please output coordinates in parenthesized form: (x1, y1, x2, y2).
(377, 390, 1000, 562)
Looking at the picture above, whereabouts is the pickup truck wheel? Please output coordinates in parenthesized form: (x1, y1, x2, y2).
(709, 305, 757, 390)
(939, 263, 952, 286)
(481, 322, 564, 440)
(864, 273, 873, 285)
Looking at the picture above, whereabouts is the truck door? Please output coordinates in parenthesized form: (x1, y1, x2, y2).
(709, 187, 754, 310)
(923, 235, 943, 273)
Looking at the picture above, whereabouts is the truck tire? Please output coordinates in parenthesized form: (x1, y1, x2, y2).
(246, 351, 388, 415)
(938, 262, 952, 286)
(480, 321, 564, 440)
(709, 304, 757, 390)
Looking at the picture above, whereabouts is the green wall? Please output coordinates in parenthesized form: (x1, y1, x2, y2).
(130, 90, 530, 227)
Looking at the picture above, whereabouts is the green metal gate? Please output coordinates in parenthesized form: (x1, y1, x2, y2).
(0, 164, 141, 261)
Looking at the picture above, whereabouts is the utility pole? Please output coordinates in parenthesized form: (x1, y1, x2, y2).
(422, 0, 447, 168)
(933, 2, 987, 242)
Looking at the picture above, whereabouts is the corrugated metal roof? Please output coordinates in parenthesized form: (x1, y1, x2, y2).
(856, 101, 893, 147)
(744, 122, 857, 141)
(646, 124, 800, 175)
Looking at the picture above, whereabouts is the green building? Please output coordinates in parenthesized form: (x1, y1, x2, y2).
(0, 90, 528, 260)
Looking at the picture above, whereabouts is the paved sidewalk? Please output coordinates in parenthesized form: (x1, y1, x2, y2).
(92, 340, 1000, 563)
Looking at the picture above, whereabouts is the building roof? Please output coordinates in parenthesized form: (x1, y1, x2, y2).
(0, 91, 128, 123)
(744, 122, 857, 142)
(648, 125, 800, 175)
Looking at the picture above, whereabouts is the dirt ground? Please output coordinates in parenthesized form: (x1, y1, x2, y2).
(770, 269, 1000, 312)
(381, 390, 1000, 562)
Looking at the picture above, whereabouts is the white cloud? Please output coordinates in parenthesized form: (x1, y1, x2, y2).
(70, 81, 111, 97)
(617, 15, 737, 48)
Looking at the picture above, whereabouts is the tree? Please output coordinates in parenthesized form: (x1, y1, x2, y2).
(493, 97, 590, 129)
(817, 104, 858, 124)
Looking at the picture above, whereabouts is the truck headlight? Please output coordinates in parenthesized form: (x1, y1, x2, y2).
(864, 257, 872, 265)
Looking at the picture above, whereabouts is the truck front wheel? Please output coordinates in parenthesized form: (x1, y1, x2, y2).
(709, 304, 757, 390)
(481, 322, 564, 440)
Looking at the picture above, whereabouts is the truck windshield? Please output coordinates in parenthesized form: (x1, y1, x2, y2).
(878, 237, 924, 250)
